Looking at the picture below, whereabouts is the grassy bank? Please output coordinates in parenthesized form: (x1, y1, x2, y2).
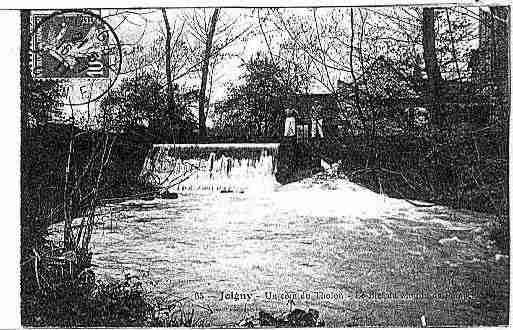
(21, 124, 157, 327)
(319, 123, 509, 251)
(21, 255, 212, 327)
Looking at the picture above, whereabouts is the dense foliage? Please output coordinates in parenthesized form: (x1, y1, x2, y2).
(100, 73, 198, 143)
(25, 79, 65, 126)
(212, 53, 310, 139)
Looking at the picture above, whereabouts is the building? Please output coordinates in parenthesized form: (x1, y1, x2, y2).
(292, 93, 341, 142)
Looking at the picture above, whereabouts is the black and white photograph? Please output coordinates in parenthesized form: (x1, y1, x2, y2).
(15, 2, 510, 327)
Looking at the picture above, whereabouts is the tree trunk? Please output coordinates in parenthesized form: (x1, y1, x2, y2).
(161, 9, 176, 142)
(198, 8, 220, 141)
(349, 8, 369, 143)
(422, 8, 443, 126)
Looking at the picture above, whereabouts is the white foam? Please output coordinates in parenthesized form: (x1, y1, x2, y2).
(141, 145, 279, 193)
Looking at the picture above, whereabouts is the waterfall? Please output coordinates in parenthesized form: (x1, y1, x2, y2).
(140, 143, 280, 193)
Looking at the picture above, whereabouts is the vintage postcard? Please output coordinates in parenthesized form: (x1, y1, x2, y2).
(18, 3, 509, 328)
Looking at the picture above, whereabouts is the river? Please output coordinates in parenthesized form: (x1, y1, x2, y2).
(49, 176, 508, 326)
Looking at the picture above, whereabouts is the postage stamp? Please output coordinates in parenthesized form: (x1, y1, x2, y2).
(29, 10, 122, 105)
(32, 11, 115, 79)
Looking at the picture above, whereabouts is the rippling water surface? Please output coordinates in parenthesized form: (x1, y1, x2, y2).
(50, 178, 508, 326)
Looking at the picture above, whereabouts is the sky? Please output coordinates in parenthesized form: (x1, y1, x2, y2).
(105, 8, 267, 101)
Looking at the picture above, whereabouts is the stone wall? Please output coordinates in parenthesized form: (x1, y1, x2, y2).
(275, 139, 322, 184)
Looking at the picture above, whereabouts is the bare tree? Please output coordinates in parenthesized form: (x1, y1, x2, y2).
(349, 8, 370, 141)
(422, 8, 442, 126)
(198, 8, 220, 140)
(182, 8, 251, 139)
(162, 9, 177, 137)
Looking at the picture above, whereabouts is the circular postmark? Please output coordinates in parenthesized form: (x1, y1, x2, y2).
(30, 10, 122, 106)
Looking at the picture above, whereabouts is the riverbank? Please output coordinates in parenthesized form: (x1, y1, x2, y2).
(322, 124, 508, 216)
(319, 124, 509, 252)
(20, 125, 155, 327)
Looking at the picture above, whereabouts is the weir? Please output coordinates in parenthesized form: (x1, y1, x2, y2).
(140, 143, 281, 193)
